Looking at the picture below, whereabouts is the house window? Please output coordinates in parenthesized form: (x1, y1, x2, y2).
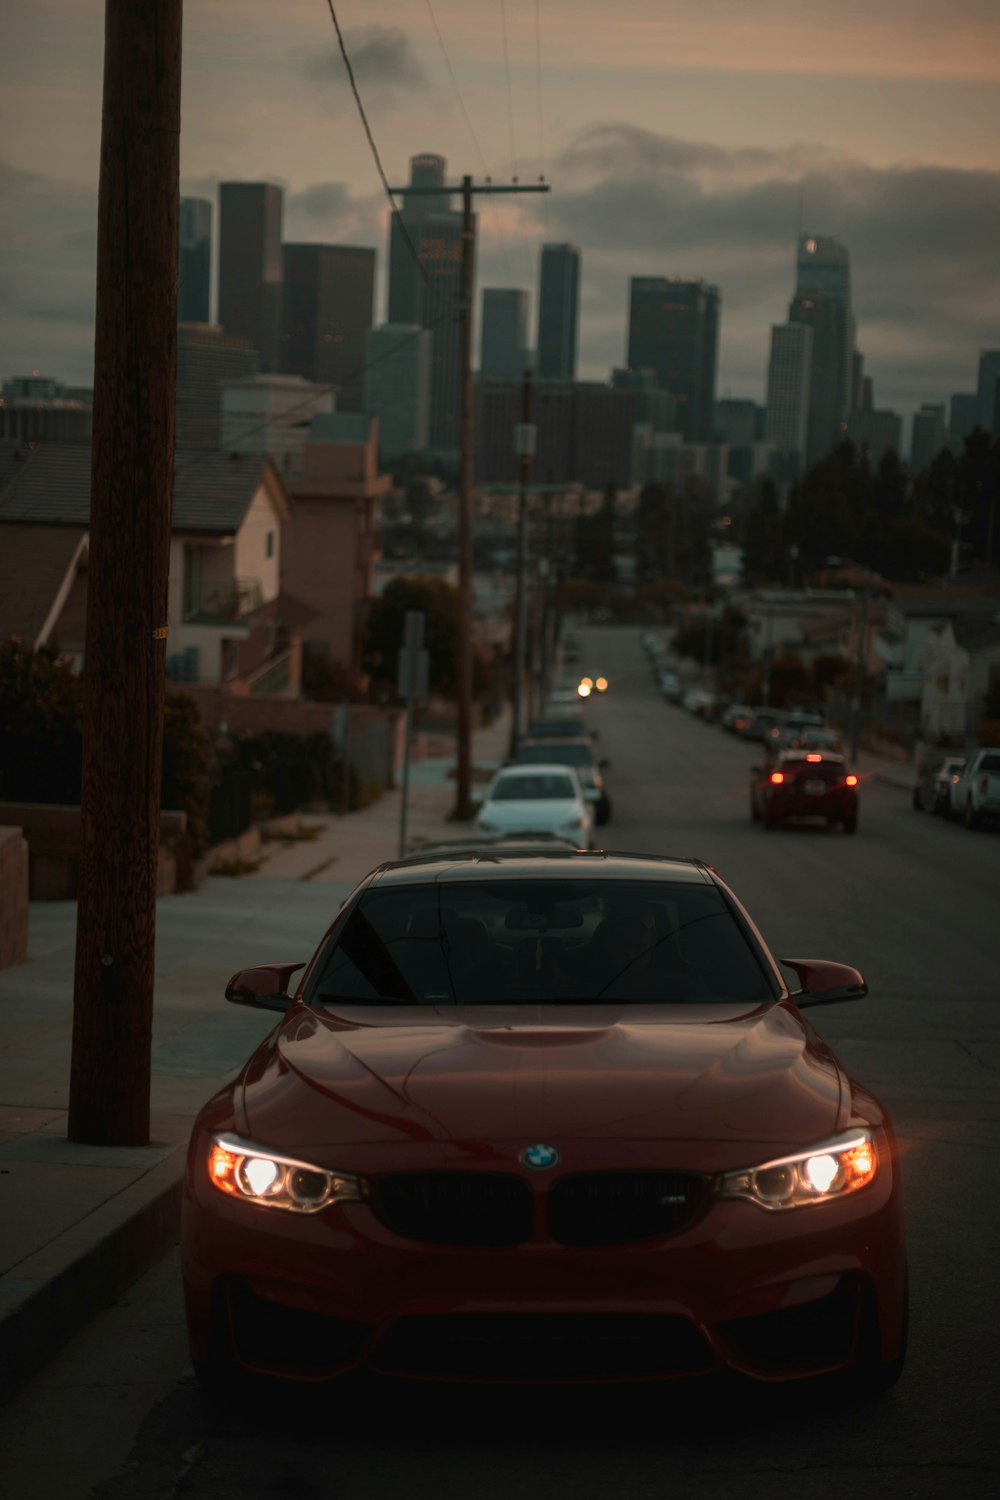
(266, 530, 275, 559)
(264, 621, 275, 653)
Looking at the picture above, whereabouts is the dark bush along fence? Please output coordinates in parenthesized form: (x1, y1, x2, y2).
(206, 730, 388, 846)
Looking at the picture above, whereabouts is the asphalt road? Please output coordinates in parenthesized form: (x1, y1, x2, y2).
(2, 624, 998, 1499)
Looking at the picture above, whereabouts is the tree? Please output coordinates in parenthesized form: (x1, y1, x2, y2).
(573, 484, 618, 582)
(635, 482, 674, 582)
(742, 477, 787, 584)
(0, 638, 211, 854)
(364, 575, 460, 698)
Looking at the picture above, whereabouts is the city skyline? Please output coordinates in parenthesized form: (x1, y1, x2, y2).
(4, 1, 1000, 428)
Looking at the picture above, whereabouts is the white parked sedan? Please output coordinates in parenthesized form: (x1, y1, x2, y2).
(475, 764, 594, 847)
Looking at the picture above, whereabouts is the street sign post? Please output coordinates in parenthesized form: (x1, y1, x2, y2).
(398, 610, 428, 858)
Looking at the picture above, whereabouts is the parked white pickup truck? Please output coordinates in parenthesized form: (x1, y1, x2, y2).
(952, 748, 1000, 829)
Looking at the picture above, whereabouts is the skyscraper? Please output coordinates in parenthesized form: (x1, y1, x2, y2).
(626, 277, 720, 441)
(218, 182, 283, 370)
(281, 244, 375, 411)
(793, 233, 854, 462)
(788, 287, 850, 465)
(179, 198, 212, 323)
(364, 323, 432, 465)
(481, 289, 530, 380)
(765, 323, 813, 468)
(910, 404, 947, 473)
(387, 154, 468, 454)
(536, 244, 580, 381)
(176, 323, 259, 448)
(976, 350, 1000, 434)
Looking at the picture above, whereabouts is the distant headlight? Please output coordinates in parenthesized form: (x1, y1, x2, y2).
(208, 1133, 362, 1215)
(717, 1128, 876, 1212)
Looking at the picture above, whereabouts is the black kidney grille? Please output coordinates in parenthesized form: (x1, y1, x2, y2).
(547, 1172, 708, 1246)
(370, 1172, 534, 1246)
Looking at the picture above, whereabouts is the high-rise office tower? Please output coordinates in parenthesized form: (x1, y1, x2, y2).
(218, 182, 283, 370)
(179, 198, 212, 323)
(481, 289, 530, 380)
(765, 322, 813, 468)
(793, 233, 854, 462)
(976, 350, 1000, 434)
(949, 392, 979, 450)
(536, 244, 580, 381)
(626, 277, 720, 441)
(176, 323, 259, 448)
(281, 244, 375, 411)
(910, 404, 947, 473)
(788, 287, 849, 465)
(387, 154, 468, 454)
(364, 323, 432, 465)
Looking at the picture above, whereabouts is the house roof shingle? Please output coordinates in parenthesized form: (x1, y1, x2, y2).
(0, 524, 87, 646)
(0, 442, 288, 534)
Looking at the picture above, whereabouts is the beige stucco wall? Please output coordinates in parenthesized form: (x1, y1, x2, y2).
(234, 488, 281, 603)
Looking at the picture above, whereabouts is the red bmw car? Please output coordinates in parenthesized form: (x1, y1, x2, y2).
(182, 851, 907, 1389)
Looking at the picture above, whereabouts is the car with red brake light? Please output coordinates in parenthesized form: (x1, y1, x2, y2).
(182, 849, 905, 1391)
(751, 750, 860, 833)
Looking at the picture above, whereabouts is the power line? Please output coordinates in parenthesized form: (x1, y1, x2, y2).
(534, 0, 546, 187)
(424, 0, 489, 178)
(423, 0, 515, 286)
(499, 0, 519, 181)
(323, 0, 449, 310)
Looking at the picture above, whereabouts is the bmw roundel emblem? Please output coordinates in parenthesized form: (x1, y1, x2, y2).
(521, 1143, 560, 1171)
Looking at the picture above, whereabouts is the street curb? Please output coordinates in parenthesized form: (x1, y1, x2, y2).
(0, 1149, 184, 1405)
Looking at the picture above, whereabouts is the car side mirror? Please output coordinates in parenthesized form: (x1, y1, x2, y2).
(225, 962, 306, 1013)
(599, 757, 610, 769)
(781, 958, 867, 1008)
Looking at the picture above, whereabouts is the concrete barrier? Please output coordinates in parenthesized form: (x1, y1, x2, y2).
(0, 803, 188, 900)
(0, 827, 29, 968)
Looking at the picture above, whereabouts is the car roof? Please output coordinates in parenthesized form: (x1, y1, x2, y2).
(516, 736, 593, 751)
(491, 762, 579, 778)
(370, 850, 718, 887)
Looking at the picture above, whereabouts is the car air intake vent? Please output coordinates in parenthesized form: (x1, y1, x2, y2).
(373, 1313, 713, 1380)
(547, 1171, 708, 1245)
(370, 1172, 534, 1246)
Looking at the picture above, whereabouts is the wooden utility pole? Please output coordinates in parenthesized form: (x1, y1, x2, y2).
(510, 368, 535, 756)
(388, 174, 549, 819)
(68, 0, 183, 1145)
(455, 176, 476, 818)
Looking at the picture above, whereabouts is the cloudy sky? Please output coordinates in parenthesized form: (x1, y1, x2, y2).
(4, 0, 1000, 428)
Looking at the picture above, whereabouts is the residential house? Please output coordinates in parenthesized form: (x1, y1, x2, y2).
(921, 612, 1000, 742)
(0, 443, 300, 693)
(282, 412, 389, 682)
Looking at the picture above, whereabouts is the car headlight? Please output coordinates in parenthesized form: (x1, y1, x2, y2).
(207, 1133, 362, 1215)
(717, 1129, 876, 1211)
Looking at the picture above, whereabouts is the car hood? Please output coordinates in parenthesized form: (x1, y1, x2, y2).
(240, 1003, 845, 1157)
(479, 799, 585, 830)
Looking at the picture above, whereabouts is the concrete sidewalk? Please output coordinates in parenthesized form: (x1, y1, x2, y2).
(0, 708, 512, 1401)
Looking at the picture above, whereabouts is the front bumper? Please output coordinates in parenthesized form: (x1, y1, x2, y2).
(182, 1129, 906, 1385)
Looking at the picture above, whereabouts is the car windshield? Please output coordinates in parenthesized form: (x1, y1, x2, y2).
(516, 743, 593, 767)
(309, 879, 775, 1007)
(490, 773, 577, 801)
(979, 754, 1000, 774)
